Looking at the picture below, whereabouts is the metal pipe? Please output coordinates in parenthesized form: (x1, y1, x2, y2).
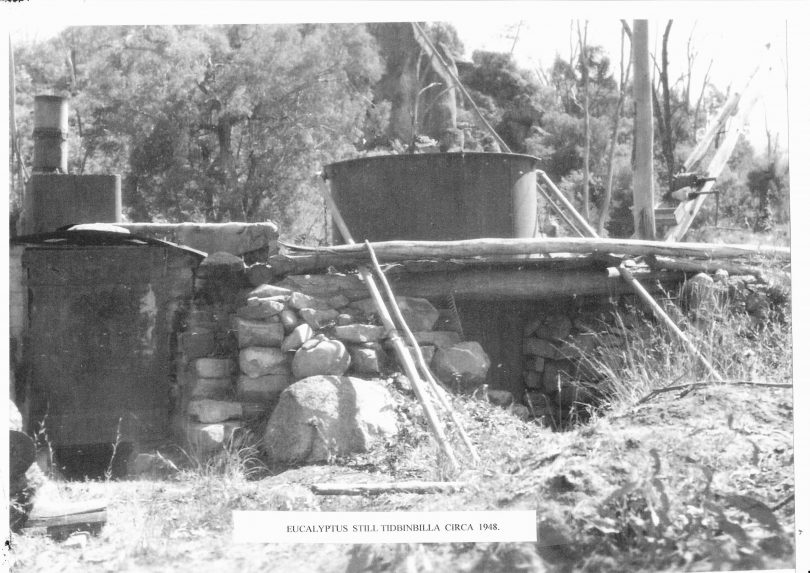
(537, 170, 600, 238)
(33, 95, 69, 173)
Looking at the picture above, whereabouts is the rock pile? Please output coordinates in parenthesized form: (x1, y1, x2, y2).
(178, 263, 491, 456)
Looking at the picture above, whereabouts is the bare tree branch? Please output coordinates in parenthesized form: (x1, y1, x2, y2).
(661, 20, 675, 187)
(693, 59, 713, 140)
(621, 20, 633, 40)
(598, 25, 631, 235)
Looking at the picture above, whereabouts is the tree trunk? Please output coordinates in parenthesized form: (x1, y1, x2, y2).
(597, 27, 630, 236)
(578, 21, 591, 223)
(631, 20, 656, 240)
(661, 20, 674, 189)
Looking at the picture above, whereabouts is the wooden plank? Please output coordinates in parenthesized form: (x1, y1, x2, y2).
(312, 481, 467, 496)
(25, 510, 107, 531)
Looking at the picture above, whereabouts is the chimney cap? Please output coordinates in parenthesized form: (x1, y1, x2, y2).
(34, 94, 68, 103)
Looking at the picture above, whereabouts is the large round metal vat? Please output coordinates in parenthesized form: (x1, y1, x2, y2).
(324, 152, 539, 242)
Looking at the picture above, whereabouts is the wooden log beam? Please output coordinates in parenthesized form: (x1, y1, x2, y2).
(312, 481, 467, 496)
(267, 251, 613, 278)
(648, 255, 769, 281)
(284, 237, 789, 263)
(278, 267, 686, 301)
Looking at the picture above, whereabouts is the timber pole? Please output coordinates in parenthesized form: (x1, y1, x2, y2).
(631, 20, 657, 240)
(280, 237, 790, 263)
(618, 266, 724, 382)
(318, 177, 461, 473)
(365, 240, 481, 463)
(538, 171, 599, 238)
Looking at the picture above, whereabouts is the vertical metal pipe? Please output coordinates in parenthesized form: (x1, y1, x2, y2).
(33, 95, 69, 173)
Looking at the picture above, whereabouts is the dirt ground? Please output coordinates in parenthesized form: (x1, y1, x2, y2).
(6, 379, 794, 573)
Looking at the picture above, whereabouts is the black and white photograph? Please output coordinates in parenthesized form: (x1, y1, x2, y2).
(4, 2, 805, 571)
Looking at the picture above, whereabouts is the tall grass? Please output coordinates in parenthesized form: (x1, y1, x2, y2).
(590, 270, 792, 411)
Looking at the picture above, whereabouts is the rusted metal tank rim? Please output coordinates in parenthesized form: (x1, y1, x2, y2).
(324, 151, 541, 176)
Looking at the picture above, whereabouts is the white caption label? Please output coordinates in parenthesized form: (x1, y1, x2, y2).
(233, 510, 537, 544)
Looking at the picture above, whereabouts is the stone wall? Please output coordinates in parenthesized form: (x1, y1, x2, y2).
(116, 222, 279, 263)
(175, 258, 701, 453)
(521, 297, 622, 424)
(174, 255, 492, 455)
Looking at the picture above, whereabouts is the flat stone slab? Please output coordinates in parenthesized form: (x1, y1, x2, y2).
(188, 399, 243, 423)
(333, 324, 386, 344)
(237, 374, 292, 402)
(195, 358, 235, 378)
(116, 222, 279, 257)
(186, 421, 243, 454)
(237, 318, 285, 348)
(239, 347, 289, 378)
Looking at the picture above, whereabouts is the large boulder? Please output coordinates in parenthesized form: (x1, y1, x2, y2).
(264, 376, 398, 463)
(292, 337, 351, 378)
(431, 341, 491, 390)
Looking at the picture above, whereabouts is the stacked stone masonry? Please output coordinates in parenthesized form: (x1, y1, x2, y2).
(177, 255, 767, 452)
(176, 253, 493, 455)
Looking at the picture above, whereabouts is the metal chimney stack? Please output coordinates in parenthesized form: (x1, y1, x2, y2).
(20, 96, 122, 235)
(33, 95, 69, 173)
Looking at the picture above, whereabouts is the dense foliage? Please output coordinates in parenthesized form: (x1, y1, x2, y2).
(10, 22, 789, 241)
(12, 24, 382, 239)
